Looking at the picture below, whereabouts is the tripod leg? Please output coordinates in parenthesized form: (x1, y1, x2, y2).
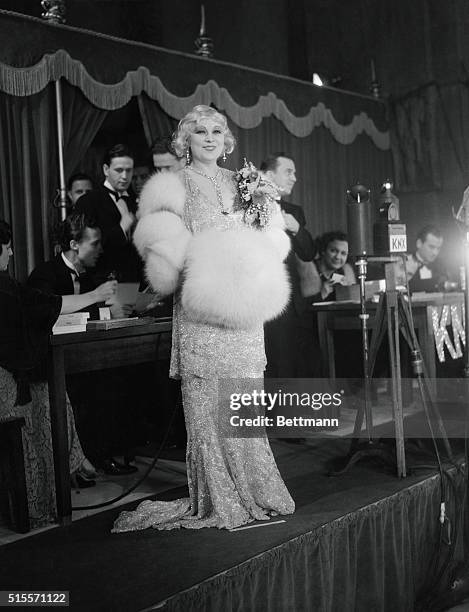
(351, 295, 387, 442)
(330, 289, 408, 478)
(368, 295, 388, 377)
(387, 297, 406, 477)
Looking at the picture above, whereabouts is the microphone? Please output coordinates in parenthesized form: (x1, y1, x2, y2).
(346, 183, 373, 257)
(373, 180, 407, 255)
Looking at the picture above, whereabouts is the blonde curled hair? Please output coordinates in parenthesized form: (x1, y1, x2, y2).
(172, 105, 236, 160)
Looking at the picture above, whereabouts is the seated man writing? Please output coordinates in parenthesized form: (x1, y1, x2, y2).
(28, 213, 130, 319)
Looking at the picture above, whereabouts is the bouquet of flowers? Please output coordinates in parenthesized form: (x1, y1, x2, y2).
(235, 159, 280, 227)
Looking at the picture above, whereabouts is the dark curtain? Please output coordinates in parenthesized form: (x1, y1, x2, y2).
(137, 94, 177, 147)
(0, 87, 57, 280)
(61, 81, 108, 179)
(0, 83, 110, 280)
(389, 82, 469, 194)
(289, 0, 469, 198)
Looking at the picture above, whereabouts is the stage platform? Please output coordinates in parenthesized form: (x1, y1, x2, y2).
(0, 438, 466, 612)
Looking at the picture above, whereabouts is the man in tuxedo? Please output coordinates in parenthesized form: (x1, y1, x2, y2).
(406, 225, 447, 293)
(28, 213, 137, 476)
(131, 161, 151, 202)
(67, 173, 94, 208)
(28, 213, 110, 319)
(76, 143, 142, 282)
(151, 136, 185, 173)
(261, 153, 316, 378)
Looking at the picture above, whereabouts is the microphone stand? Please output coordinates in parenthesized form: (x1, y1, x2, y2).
(356, 255, 373, 441)
(330, 256, 407, 477)
(332, 183, 405, 475)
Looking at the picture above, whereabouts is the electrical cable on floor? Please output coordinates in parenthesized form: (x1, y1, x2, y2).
(413, 464, 466, 611)
(399, 263, 469, 609)
(71, 393, 181, 511)
(414, 438, 469, 609)
(397, 299, 450, 598)
(72, 330, 183, 511)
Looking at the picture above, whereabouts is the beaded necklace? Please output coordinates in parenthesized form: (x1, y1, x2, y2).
(188, 165, 229, 214)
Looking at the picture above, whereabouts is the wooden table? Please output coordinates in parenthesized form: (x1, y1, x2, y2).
(312, 293, 464, 380)
(47, 319, 172, 524)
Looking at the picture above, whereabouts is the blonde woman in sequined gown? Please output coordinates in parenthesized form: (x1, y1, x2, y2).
(113, 105, 295, 532)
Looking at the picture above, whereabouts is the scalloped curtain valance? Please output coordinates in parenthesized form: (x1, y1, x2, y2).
(0, 48, 390, 151)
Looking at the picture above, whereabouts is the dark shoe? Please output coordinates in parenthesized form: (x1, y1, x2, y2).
(101, 458, 138, 476)
(71, 473, 96, 489)
(113, 458, 138, 474)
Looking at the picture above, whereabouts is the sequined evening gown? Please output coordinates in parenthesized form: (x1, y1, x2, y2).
(112, 168, 294, 532)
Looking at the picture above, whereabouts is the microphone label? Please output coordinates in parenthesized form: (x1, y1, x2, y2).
(388, 223, 407, 253)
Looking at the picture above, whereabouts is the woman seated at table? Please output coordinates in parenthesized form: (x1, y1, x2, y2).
(309, 231, 362, 378)
(0, 220, 116, 528)
(311, 231, 356, 301)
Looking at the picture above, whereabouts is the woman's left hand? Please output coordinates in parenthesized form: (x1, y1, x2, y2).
(281, 211, 300, 235)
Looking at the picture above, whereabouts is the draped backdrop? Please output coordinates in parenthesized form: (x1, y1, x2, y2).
(0, 10, 393, 280)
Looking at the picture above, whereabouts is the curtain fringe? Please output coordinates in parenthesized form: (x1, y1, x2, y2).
(0, 49, 390, 150)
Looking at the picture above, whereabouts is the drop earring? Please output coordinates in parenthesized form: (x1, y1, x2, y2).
(222, 150, 227, 162)
(186, 148, 191, 165)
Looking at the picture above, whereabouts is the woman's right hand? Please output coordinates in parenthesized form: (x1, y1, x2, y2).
(93, 280, 117, 303)
(320, 278, 335, 300)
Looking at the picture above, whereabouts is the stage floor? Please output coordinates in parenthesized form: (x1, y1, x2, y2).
(0, 436, 466, 612)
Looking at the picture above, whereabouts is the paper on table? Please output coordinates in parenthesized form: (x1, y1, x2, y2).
(105, 282, 140, 306)
(135, 291, 163, 313)
(311, 299, 359, 306)
(331, 273, 345, 284)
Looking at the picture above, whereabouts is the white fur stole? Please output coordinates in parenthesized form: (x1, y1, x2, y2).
(182, 227, 290, 329)
(133, 171, 291, 325)
(133, 171, 190, 295)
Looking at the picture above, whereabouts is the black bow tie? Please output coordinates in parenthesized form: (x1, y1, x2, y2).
(105, 187, 127, 201)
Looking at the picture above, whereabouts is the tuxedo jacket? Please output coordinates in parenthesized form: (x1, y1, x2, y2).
(27, 254, 100, 319)
(407, 253, 447, 293)
(279, 200, 316, 316)
(76, 186, 142, 282)
(264, 201, 316, 377)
